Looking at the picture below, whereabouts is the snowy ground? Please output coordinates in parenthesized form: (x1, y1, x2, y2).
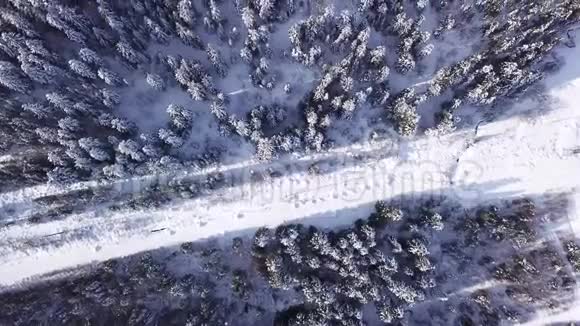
(1, 36, 580, 293)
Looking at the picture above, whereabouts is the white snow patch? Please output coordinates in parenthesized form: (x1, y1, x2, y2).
(218, 61, 316, 117)
(116, 77, 182, 132)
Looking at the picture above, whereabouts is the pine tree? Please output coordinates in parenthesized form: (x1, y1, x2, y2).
(0, 61, 32, 93)
(241, 7, 256, 29)
(372, 201, 403, 226)
(98, 67, 124, 86)
(22, 103, 53, 119)
(79, 48, 104, 66)
(210, 100, 227, 121)
(407, 238, 429, 257)
(187, 81, 207, 101)
(110, 117, 136, 134)
(68, 59, 96, 79)
(35, 127, 60, 144)
(46, 12, 87, 45)
(102, 163, 128, 179)
(159, 128, 184, 148)
(101, 88, 121, 108)
(167, 104, 193, 131)
(25, 40, 54, 60)
(58, 117, 82, 133)
(421, 211, 444, 231)
(417, 44, 434, 59)
(19, 53, 64, 85)
(1, 10, 38, 38)
(396, 52, 416, 75)
(93, 27, 115, 47)
(176, 23, 204, 49)
(47, 166, 80, 184)
(389, 94, 419, 137)
(253, 227, 273, 251)
(145, 17, 169, 44)
(256, 138, 274, 160)
(207, 44, 227, 77)
(116, 41, 147, 65)
(258, 0, 275, 20)
(65, 144, 93, 170)
(177, 0, 198, 25)
(0, 32, 26, 59)
(47, 148, 71, 167)
(146, 73, 165, 91)
(118, 139, 145, 162)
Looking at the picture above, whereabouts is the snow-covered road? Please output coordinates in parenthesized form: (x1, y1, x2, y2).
(1, 39, 579, 289)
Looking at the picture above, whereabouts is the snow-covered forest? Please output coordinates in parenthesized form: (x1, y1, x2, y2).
(0, 0, 579, 324)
